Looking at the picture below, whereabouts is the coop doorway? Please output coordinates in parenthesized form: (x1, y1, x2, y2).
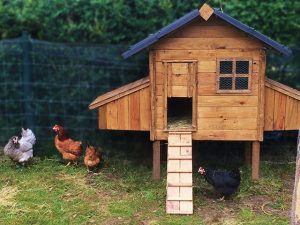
(167, 97, 193, 130)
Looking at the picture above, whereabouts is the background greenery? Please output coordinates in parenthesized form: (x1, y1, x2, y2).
(0, 0, 299, 46)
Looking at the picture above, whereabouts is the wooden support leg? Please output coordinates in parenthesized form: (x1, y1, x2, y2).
(252, 141, 260, 180)
(291, 130, 300, 224)
(244, 142, 252, 167)
(152, 141, 161, 180)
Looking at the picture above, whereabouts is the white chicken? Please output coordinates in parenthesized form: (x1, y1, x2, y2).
(3, 136, 33, 165)
(19, 128, 36, 146)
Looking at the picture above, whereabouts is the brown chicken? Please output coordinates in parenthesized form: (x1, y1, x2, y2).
(84, 145, 102, 172)
(52, 125, 82, 166)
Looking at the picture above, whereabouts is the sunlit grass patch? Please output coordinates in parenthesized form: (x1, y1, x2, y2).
(0, 185, 19, 207)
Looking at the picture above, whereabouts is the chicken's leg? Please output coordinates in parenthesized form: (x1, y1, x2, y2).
(217, 196, 225, 201)
(86, 166, 91, 173)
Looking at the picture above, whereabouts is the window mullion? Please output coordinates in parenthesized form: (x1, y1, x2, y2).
(232, 59, 236, 90)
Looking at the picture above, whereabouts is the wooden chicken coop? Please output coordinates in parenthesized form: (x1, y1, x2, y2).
(89, 3, 300, 214)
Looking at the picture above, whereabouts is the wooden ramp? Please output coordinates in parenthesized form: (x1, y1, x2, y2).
(166, 131, 193, 214)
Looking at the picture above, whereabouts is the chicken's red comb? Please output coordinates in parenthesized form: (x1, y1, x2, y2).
(52, 125, 60, 130)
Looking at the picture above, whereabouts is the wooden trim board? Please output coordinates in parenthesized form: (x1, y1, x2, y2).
(265, 78, 300, 101)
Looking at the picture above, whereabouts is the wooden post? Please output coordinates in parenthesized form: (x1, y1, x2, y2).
(21, 32, 34, 128)
(244, 142, 252, 166)
(152, 141, 161, 180)
(252, 141, 260, 180)
(291, 130, 300, 224)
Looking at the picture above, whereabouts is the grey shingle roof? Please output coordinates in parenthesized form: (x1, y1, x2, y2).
(122, 8, 292, 59)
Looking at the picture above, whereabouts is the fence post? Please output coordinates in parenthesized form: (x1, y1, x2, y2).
(291, 130, 300, 224)
(21, 31, 34, 129)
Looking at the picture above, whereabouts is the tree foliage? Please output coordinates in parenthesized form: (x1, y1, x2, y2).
(0, 0, 298, 46)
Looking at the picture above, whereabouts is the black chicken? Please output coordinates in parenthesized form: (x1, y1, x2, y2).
(198, 166, 241, 199)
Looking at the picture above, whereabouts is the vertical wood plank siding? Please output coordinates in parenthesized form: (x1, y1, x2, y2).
(264, 86, 300, 131)
(98, 87, 150, 131)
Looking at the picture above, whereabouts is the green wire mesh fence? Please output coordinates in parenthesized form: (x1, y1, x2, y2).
(0, 33, 299, 155)
(0, 33, 148, 148)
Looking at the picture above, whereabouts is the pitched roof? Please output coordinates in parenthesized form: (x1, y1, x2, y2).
(122, 6, 292, 59)
(89, 76, 149, 109)
(122, 9, 199, 59)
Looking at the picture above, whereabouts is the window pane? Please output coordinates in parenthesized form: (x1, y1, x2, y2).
(219, 77, 233, 90)
(236, 61, 249, 74)
(235, 77, 249, 90)
(220, 61, 233, 74)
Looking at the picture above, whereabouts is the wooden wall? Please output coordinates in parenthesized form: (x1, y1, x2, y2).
(150, 15, 265, 141)
(98, 87, 150, 131)
(265, 86, 300, 131)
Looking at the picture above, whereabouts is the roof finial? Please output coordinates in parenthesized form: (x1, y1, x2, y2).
(199, 1, 214, 21)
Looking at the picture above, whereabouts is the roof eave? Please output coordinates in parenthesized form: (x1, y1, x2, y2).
(213, 9, 292, 57)
(122, 9, 199, 59)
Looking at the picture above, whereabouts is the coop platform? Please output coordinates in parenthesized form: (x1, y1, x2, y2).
(166, 131, 193, 214)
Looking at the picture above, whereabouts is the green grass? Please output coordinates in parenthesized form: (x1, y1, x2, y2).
(0, 154, 295, 225)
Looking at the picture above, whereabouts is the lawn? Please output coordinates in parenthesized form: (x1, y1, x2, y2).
(0, 149, 295, 225)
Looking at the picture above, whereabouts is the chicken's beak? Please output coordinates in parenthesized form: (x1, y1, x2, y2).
(198, 167, 205, 175)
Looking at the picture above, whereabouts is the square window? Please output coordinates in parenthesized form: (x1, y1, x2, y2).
(236, 61, 249, 74)
(235, 77, 249, 89)
(219, 77, 232, 90)
(220, 61, 233, 74)
(217, 59, 251, 92)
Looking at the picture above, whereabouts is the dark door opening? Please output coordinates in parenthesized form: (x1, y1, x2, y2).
(167, 97, 193, 130)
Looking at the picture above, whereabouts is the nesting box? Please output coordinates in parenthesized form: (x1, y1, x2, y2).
(89, 3, 300, 214)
